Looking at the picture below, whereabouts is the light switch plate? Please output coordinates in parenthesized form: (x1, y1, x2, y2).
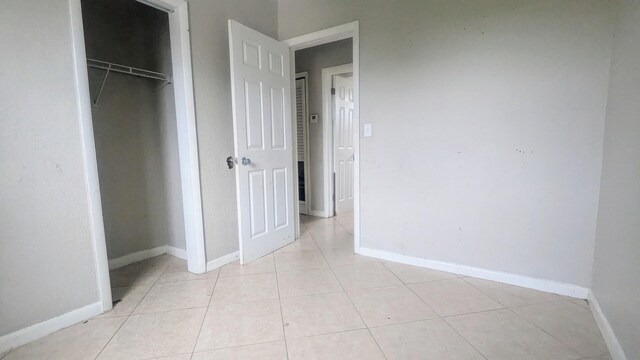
(363, 123, 373, 137)
(310, 114, 319, 124)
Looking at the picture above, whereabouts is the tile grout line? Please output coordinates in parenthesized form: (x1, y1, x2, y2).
(272, 252, 291, 360)
(189, 263, 222, 360)
(380, 261, 490, 360)
(93, 255, 172, 359)
(307, 221, 389, 360)
(458, 276, 594, 357)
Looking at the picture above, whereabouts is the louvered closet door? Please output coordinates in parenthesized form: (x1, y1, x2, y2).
(228, 20, 295, 264)
(295, 78, 309, 215)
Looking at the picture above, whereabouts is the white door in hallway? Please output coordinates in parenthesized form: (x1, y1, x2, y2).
(228, 20, 295, 264)
(333, 75, 355, 215)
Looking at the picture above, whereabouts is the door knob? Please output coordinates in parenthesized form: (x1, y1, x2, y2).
(241, 157, 251, 166)
(226, 156, 236, 169)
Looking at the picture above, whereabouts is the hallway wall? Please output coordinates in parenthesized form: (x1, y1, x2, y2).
(295, 39, 353, 216)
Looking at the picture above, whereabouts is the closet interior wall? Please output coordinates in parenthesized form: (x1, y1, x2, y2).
(82, 0, 186, 260)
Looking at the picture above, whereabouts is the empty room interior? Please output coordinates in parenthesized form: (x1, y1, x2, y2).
(0, 0, 638, 359)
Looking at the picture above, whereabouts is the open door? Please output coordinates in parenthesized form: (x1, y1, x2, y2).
(228, 20, 295, 264)
(333, 75, 355, 215)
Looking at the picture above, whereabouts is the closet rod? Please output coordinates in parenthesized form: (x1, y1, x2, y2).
(87, 58, 172, 83)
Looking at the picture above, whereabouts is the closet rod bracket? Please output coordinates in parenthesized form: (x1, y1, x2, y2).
(93, 64, 111, 107)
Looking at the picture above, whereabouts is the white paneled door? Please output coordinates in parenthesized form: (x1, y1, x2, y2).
(228, 20, 295, 264)
(333, 75, 355, 215)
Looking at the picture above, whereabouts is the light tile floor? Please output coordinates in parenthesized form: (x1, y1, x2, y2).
(2, 214, 612, 360)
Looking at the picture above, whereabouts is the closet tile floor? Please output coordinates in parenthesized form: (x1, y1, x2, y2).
(3, 214, 611, 360)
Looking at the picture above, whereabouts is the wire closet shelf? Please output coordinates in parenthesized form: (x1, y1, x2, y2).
(86, 58, 172, 106)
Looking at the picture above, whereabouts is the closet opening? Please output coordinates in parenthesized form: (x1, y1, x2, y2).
(79, 0, 204, 308)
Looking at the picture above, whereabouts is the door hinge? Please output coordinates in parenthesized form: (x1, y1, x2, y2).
(331, 88, 336, 95)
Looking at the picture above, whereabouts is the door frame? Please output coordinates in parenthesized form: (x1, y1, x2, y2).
(322, 64, 353, 217)
(283, 21, 361, 251)
(295, 72, 312, 215)
(69, 0, 206, 312)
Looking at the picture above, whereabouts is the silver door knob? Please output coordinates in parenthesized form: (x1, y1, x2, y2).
(241, 157, 251, 166)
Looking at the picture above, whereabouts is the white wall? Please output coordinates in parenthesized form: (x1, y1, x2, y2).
(279, 0, 615, 287)
(82, 0, 185, 259)
(295, 39, 353, 215)
(0, 0, 99, 336)
(591, 1, 640, 358)
(186, 0, 278, 262)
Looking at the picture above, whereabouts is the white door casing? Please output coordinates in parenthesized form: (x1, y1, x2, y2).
(228, 20, 295, 264)
(333, 75, 355, 215)
(295, 77, 310, 215)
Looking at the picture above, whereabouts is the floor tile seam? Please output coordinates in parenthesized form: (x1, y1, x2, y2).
(503, 306, 598, 358)
(315, 240, 389, 360)
(379, 261, 441, 316)
(437, 316, 490, 360)
(192, 339, 286, 355)
(95, 257, 183, 359)
(218, 270, 276, 279)
(272, 252, 291, 360)
(191, 266, 222, 356)
(458, 276, 514, 309)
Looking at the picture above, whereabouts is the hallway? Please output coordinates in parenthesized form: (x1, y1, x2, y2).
(2, 215, 610, 359)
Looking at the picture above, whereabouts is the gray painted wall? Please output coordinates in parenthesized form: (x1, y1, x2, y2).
(82, 0, 186, 259)
(186, 0, 278, 262)
(279, 0, 615, 287)
(0, 0, 99, 336)
(591, 1, 640, 358)
(295, 39, 353, 215)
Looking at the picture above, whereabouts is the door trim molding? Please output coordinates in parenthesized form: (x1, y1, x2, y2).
(284, 21, 361, 253)
(322, 64, 353, 217)
(69, 0, 207, 314)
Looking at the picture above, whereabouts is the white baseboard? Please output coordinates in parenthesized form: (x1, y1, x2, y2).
(108, 246, 169, 270)
(206, 251, 239, 272)
(310, 210, 329, 218)
(588, 291, 628, 360)
(356, 247, 589, 299)
(0, 301, 102, 354)
(166, 246, 187, 260)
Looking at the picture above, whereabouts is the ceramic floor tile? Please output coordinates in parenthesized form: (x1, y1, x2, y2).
(276, 268, 342, 298)
(96, 286, 149, 318)
(274, 250, 329, 272)
(333, 262, 403, 290)
(158, 259, 219, 282)
(98, 308, 205, 360)
(195, 299, 284, 351)
(511, 301, 609, 358)
(347, 285, 438, 327)
(109, 255, 171, 288)
(133, 278, 215, 314)
(3, 317, 126, 360)
(211, 273, 279, 305)
(192, 341, 287, 360)
(321, 246, 378, 268)
(446, 309, 582, 360)
(148, 355, 192, 360)
(287, 329, 385, 360)
(219, 254, 274, 278)
(275, 234, 318, 253)
(409, 278, 503, 317)
(567, 297, 590, 309)
(370, 319, 485, 360)
(463, 277, 563, 307)
(280, 292, 365, 338)
(382, 261, 457, 283)
(312, 232, 353, 250)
